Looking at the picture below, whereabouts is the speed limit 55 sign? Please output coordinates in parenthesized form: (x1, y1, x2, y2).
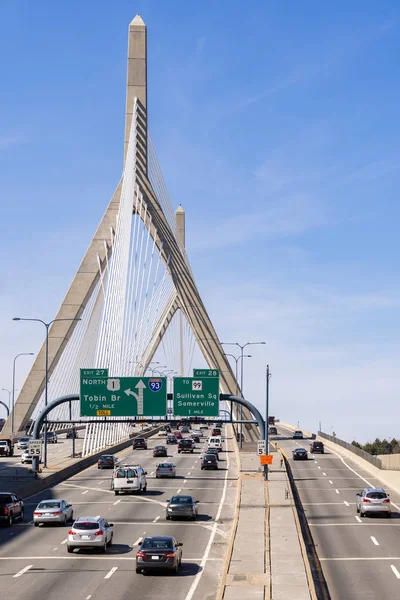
(28, 440, 42, 456)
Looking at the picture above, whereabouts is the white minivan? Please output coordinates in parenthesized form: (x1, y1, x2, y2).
(112, 465, 147, 495)
(207, 437, 222, 451)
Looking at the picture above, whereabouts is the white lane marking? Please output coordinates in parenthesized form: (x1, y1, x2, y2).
(355, 516, 362, 523)
(82, 490, 88, 495)
(61, 538, 68, 544)
(14, 565, 33, 578)
(86, 596, 92, 600)
(391, 565, 400, 579)
(188, 472, 191, 476)
(150, 471, 154, 476)
(177, 489, 181, 494)
(335, 489, 340, 494)
(133, 537, 143, 546)
(183, 479, 187, 484)
(329, 480, 333, 484)
(344, 501, 350, 507)
(113, 499, 121, 506)
(371, 536, 379, 546)
(98, 481, 104, 485)
(184, 431, 230, 600)
(318, 466, 321, 470)
(153, 516, 160, 523)
(53, 547, 58, 551)
(104, 566, 118, 579)
(322, 472, 326, 476)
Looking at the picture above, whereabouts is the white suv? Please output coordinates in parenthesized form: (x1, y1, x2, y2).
(112, 464, 147, 495)
(357, 488, 391, 517)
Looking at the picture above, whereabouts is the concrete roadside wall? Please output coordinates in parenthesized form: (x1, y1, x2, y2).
(377, 454, 400, 470)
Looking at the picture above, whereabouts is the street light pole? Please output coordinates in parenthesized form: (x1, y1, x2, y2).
(223, 353, 251, 435)
(2, 388, 16, 409)
(11, 353, 34, 437)
(265, 365, 271, 480)
(222, 341, 266, 449)
(13, 317, 81, 467)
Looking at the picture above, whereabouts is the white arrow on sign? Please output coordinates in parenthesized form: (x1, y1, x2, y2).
(124, 380, 146, 415)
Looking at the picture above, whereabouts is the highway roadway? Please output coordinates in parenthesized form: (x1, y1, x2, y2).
(276, 424, 400, 599)
(0, 425, 237, 600)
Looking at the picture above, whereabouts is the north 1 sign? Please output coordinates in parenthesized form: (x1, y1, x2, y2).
(80, 371, 167, 417)
(173, 377, 219, 417)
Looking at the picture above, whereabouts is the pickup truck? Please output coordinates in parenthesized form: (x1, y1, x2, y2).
(0, 492, 24, 526)
(0, 439, 14, 457)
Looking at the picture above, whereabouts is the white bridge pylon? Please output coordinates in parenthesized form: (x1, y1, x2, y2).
(5, 15, 256, 454)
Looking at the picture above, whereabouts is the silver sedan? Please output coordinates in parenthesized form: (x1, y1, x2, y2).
(34, 499, 73, 526)
(156, 462, 176, 478)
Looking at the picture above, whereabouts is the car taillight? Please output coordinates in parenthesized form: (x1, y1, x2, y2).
(169, 468, 173, 472)
(137, 551, 147, 558)
(362, 498, 371, 503)
(94, 530, 104, 536)
(53, 511, 63, 515)
(383, 498, 391, 503)
(33, 511, 42, 515)
(163, 552, 175, 558)
(3, 507, 9, 515)
(68, 530, 76, 535)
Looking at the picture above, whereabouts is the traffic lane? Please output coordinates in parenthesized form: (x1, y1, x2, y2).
(321, 559, 400, 600)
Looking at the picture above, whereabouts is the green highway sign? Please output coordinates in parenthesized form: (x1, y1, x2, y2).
(80, 371, 167, 417)
(193, 368, 220, 378)
(173, 377, 220, 417)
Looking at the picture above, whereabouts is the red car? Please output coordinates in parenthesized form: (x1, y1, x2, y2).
(212, 428, 221, 436)
(175, 431, 183, 439)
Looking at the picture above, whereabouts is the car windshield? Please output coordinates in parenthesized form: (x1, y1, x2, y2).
(141, 538, 173, 549)
(38, 502, 61, 509)
(19, 437, 30, 442)
(366, 492, 387, 499)
(205, 455, 217, 460)
(170, 496, 193, 505)
(0, 495, 12, 504)
(159, 463, 173, 468)
(116, 469, 137, 478)
(155, 446, 165, 450)
(100, 456, 113, 460)
(74, 522, 99, 530)
(135, 439, 145, 443)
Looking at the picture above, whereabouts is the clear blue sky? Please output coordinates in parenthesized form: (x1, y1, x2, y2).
(1, 1, 400, 443)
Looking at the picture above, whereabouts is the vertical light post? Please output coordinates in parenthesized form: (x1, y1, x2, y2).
(13, 317, 81, 467)
(223, 353, 251, 435)
(2, 388, 16, 410)
(12, 353, 34, 437)
(222, 341, 266, 449)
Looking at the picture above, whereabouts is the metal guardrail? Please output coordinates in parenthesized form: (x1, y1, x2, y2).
(318, 431, 382, 469)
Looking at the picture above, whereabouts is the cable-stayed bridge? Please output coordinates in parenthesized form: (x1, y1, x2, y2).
(3, 15, 255, 456)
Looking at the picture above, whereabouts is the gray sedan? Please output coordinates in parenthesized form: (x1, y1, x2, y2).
(166, 495, 198, 520)
(156, 462, 176, 478)
(34, 499, 73, 526)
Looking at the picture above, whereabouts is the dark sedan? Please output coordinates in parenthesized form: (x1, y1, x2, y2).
(292, 448, 308, 461)
(166, 495, 198, 520)
(205, 447, 220, 460)
(133, 437, 147, 450)
(153, 445, 167, 457)
(166, 435, 177, 445)
(201, 454, 218, 470)
(97, 455, 117, 469)
(136, 536, 183, 574)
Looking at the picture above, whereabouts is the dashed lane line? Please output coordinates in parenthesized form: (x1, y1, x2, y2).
(371, 536, 379, 546)
(391, 565, 400, 579)
(104, 566, 118, 579)
(153, 516, 160, 523)
(335, 489, 340, 494)
(113, 499, 121, 506)
(133, 537, 143, 546)
(344, 501, 350, 506)
(82, 490, 88, 495)
(329, 480, 333, 484)
(355, 516, 362, 523)
(14, 565, 32, 578)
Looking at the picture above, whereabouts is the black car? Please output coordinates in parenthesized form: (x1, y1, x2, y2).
(166, 435, 177, 445)
(153, 445, 167, 457)
(178, 439, 194, 454)
(201, 454, 218, 470)
(136, 536, 183, 574)
(0, 493, 24, 526)
(133, 437, 147, 450)
(97, 455, 117, 469)
(43, 431, 58, 443)
(292, 448, 308, 461)
(190, 434, 200, 443)
(206, 447, 219, 460)
(66, 429, 79, 439)
(269, 426, 278, 435)
(310, 441, 324, 454)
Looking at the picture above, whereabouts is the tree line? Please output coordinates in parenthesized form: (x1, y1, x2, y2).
(351, 438, 400, 456)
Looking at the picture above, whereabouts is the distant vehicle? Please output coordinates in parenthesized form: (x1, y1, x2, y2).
(153, 446, 167, 458)
(199, 424, 208, 430)
(212, 428, 221, 436)
(236, 432, 244, 442)
(156, 462, 176, 478)
(206, 447, 219, 460)
(0, 493, 24, 526)
(293, 430, 304, 439)
(132, 437, 147, 450)
(190, 434, 200, 443)
(158, 429, 168, 437)
(16, 436, 32, 451)
(268, 416, 275, 425)
(165, 495, 198, 520)
(98, 455, 118, 469)
(309, 441, 324, 454)
(66, 429, 79, 439)
(207, 437, 222, 451)
(269, 426, 277, 435)
(180, 426, 190, 433)
(201, 454, 218, 470)
(112, 465, 147, 495)
(42, 431, 58, 444)
(136, 536, 183, 574)
(178, 439, 194, 454)
(67, 516, 113, 553)
(33, 499, 73, 526)
(292, 448, 308, 461)
(175, 431, 183, 440)
(356, 488, 391, 517)
(0, 439, 14, 457)
(166, 435, 177, 445)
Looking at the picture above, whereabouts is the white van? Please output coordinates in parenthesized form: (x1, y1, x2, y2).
(112, 464, 147, 495)
(207, 437, 222, 451)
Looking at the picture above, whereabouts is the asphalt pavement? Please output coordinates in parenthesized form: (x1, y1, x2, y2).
(275, 424, 400, 600)
(0, 425, 238, 600)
